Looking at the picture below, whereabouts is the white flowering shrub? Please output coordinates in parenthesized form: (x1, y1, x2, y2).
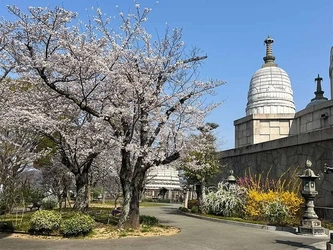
(203, 182, 247, 217)
(41, 195, 58, 210)
(263, 200, 289, 224)
(29, 210, 62, 234)
(61, 213, 95, 237)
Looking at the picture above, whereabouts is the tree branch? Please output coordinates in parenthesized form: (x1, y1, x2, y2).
(147, 92, 194, 147)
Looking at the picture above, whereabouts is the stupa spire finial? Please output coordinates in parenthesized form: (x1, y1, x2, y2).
(262, 35, 277, 67)
(311, 74, 327, 101)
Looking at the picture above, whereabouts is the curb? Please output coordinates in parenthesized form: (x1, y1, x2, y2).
(177, 210, 298, 233)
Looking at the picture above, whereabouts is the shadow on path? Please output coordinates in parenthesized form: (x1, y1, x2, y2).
(0, 232, 13, 239)
(276, 240, 321, 250)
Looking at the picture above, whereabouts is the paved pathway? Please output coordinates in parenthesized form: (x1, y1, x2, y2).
(0, 204, 329, 250)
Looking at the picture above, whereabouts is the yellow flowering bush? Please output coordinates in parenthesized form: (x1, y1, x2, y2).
(244, 189, 303, 224)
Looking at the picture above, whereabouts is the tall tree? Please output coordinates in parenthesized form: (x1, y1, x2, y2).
(1, 4, 224, 228)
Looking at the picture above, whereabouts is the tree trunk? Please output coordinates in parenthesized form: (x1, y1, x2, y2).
(118, 149, 146, 229)
(58, 194, 62, 212)
(196, 182, 205, 214)
(87, 180, 92, 205)
(184, 190, 189, 208)
(118, 181, 132, 228)
(118, 148, 133, 228)
(102, 186, 105, 204)
(73, 171, 89, 212)
(201, 181, 206, 213)
(127, 170, 145, 229)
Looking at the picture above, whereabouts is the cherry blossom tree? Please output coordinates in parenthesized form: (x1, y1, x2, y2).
(0, 126, 48, 212)
(1, 4, 224, 228)
(1, 79, 112, 211)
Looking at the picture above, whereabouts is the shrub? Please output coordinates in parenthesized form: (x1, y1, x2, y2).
(178, 207, 189, 212)
(139, 215, 159, 226)
(29, 210, 62, 234)
(191, 206, 199, 214)
(0, 221, 15, 232)
(244, 189, 303, 224)
(239, 167, 301, 193)
(203, 182, 247, 217)
(61, 213, 95, 237)
(157, 199, 171, 203)
(187, 199, 199, 209)
(263, 200, 289, 224)
(141, 198, 153, 202)
(41, 195, 58, 210)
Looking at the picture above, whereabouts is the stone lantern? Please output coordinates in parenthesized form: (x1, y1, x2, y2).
(227, 170, 237, 185)
(298, 160, 325, 235)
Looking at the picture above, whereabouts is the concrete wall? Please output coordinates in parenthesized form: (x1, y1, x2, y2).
(219, 127, 333, 207)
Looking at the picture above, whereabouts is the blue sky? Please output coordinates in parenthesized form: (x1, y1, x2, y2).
(0, 0, 332, 150)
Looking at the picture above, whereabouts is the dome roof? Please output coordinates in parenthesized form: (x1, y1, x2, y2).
(246, 37, 296, 116)
(145, 166, 182, 190)
(306, 74, 328, 108)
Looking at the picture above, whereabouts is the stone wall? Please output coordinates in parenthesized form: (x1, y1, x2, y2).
(234, 100, 333, 149)
(234, 114, 294, 148)
(290, 99, 333, 135)
(219, 127, 333, 207)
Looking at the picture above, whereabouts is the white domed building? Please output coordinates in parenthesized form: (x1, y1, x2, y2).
(143, 165, 183, 202)
(234, 36, 297, 147)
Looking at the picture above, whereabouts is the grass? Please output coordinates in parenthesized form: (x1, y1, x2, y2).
(203, 213, 268, 226)
(188, 210, 321, 229)
(0, 210, 33, 232)
(139, 202, 170, 207)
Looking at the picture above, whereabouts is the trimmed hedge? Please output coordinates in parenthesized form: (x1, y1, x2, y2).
(29, 210, 62, 234)
(61, 213, 95, 237)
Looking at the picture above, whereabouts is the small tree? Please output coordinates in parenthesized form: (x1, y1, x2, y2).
(179, 123, 220, 213)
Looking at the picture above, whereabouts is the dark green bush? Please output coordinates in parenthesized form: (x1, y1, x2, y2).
(157, 199, 171, 203)
(141, 198, 153, 202)
(0, 221, 14, 232)
(178, 207, 189, 212)
(188, 199, 199, 209)
(61, 213, 95, 237)
(139, 215, 159, 226)
(191, 206, 199, 214)
(29, 210, 62, 235)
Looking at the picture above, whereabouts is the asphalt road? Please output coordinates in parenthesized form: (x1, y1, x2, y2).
(0, 204, 329, 250)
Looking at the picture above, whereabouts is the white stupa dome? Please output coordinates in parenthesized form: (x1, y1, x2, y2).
(246, 37, 296, 116)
